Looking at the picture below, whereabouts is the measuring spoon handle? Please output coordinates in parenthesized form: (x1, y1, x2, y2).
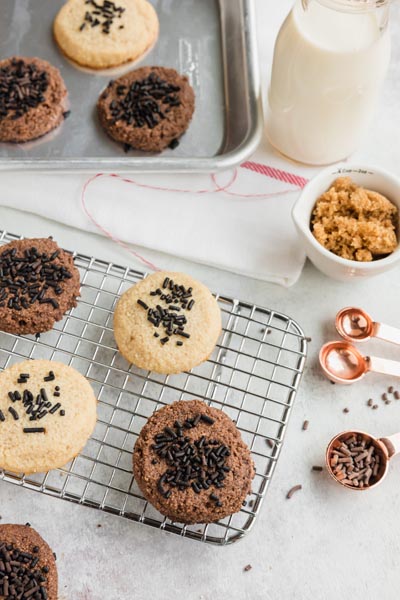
(373, 322, 400, 346)
(368, 356, 400, 378)
(380, 433, 400, 459)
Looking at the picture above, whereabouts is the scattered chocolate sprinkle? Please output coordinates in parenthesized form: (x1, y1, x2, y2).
(305, 337, 312, 342)
(373, 404, 378, 410)
(388, 386, 394, 394)
(168, 138, 180, 150)
(266, 439, 275, 449)
(395, 391, 400, 400)
(343, 408, 349, 413)
(244, 564, 252, 572)
(23, 427, 46, 433)
(312, 466, 323, 472)
(382, 393, 388, 402)
(286, 484, 302, 499)
(8, 406, 19, 420)
(302, 420, 309, 431)
(367, 399, 373, 407)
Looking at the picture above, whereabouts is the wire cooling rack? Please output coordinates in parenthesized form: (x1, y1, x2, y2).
(0, 230, 307, 545)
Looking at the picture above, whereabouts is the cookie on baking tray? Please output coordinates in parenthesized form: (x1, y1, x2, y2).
(97, 66, 195, 151)
(0, 56, 68, 143)
(0, 524, 58, 600)
(113, 271, 221, 374)
(0, 237, 80, 335)
(133, 400, 255, 524)
(0, 359, 97, 474)
(53, 0, 159, 69)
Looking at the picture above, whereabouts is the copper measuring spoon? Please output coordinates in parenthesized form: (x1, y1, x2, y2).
(326, 429, 400, 491)
(319, 340, 400, 384)
(336, 307, 400, 345)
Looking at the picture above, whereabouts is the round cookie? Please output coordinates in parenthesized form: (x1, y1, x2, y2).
(0, 57, 68, 143)
(0, 237, 80, 335)
(133, 400, 255, 524)
(113, 271, 221, 374)
(0, 360, 97, 474)
(54, 0, 159, 70)
(0, 524, 58, 600)
(97, 66, 195, 151)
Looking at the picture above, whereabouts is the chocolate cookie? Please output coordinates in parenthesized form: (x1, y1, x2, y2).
(133, 400, 255, 524)
(0, 57, 68, 143)
(0, 524, 58, 600)
(97, 66, 195, 152)
(0, 237, 80, 335)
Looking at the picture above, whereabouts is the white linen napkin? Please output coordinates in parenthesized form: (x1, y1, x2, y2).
(0, 136, 309, 285)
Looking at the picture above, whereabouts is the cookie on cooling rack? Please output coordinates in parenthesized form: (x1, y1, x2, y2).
(97, 66, 195, 151)
(0, 237, 80, 335)
(54, 0, 159, 69)
(0, 359, 97, 474)
(133, 400, 255, 524)
(0, 524, 58, 600)
(0, 56, 68, 143)
(113, 271, 221, 374)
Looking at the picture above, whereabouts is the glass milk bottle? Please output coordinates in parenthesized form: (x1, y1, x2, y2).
(265, 0, 391, 165)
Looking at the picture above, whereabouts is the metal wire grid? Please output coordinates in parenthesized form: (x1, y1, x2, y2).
(0, 230, 307, 545)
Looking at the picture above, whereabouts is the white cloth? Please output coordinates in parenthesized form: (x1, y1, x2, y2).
(0, 137, 308, 285)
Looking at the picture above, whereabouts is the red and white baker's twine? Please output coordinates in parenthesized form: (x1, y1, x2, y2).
(80, 161, 309, 271)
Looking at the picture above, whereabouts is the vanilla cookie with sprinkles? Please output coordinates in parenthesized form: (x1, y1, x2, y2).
(133, 400, 255, 524)
(0, 524, 58, 600)
(97, 66, 195, 152)
(0, 56, 68, 143)
(54, 0, 159, 70)
(113, 272, 221, 374)
(0, 359, 97, 474)
(0, 237, 80, 335)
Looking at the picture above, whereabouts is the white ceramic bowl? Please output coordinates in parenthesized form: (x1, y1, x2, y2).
(292, 164, 400, 281)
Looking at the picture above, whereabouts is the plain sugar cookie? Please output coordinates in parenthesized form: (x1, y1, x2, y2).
(113, 272, 222, 374)
(53, 0, 159, 69)
(0, 360, 97, 474)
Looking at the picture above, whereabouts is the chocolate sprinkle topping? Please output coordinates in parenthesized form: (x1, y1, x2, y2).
(108, 71, 181, 130)
(79, 0, 125, 34)
(0, 244, 72, 312)
(0, 59, 49, 122)
(152, 413, 230, 506)
(0, 541, 50, 599)
(136, 278, 194, 345)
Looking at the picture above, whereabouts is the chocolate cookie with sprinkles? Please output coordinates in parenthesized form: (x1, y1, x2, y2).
(0, 56, 68, 143)
(133, 400, 255, 524)
(113, 271, 221, 374)
(0, 524, 57, 600)
(97, 66, 195, 152)
(0, 359, 97, 474)
(0, 237, 80, 335)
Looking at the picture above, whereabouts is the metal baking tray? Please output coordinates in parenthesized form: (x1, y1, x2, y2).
(0, 230, 307, 546)
(0, 0, 262, 173)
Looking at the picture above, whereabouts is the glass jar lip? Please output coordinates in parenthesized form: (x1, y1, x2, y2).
(304, 0, 389, 11)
